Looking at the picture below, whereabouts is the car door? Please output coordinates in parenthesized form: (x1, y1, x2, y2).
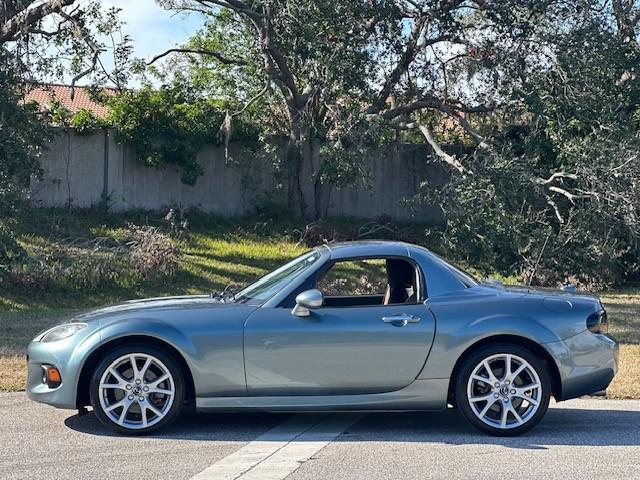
(243, 257, 436, 396)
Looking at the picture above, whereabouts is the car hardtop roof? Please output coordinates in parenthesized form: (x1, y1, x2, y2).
(317, 240, 430, 260)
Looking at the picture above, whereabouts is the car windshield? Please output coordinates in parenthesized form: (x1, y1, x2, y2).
(234, 250, 322, 304)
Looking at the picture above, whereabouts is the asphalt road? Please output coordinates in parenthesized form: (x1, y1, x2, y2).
(1, 393, 639, 480)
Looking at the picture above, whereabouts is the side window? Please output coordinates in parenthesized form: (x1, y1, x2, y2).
(315, 257, 420, 307)
(317, 259, 387, 297)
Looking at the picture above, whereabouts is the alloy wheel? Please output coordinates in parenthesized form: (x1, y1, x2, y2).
(466, 353, 542, 430)
(98, 353, 176, 430)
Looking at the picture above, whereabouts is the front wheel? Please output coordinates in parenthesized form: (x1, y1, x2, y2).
(455, 344, 551, 436)
(89, 345, 185, 435)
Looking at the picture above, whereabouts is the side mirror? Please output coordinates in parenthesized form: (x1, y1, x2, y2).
(291, 289, 324, 317)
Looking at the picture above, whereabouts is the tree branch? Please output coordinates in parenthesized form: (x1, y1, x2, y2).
(196, 0, 262, 21)
(544, 194, 564, 224)
(0, 0, 76, 44)
(232, 80, 270, 117)
(534, 172, 578, 185)
(381, 95, 495, 120)
(548, 186, 593, 204)
(194, 0, 301, 110)
(417, 123, 467, 173)
(147, 47, 248, 66)
(69, 49, 99, 99)
(367, 14, 428, 114)
(378, 93, 495, 150)
(53, 9, 104, 100)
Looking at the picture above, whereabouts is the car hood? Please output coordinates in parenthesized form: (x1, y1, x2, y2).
(70, 295, 249, 325)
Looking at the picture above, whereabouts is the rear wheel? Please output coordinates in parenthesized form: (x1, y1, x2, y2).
(455, 344, 551, 436)
(89, 345, 185, 435)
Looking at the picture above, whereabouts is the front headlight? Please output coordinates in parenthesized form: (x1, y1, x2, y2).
(41, 323, 87, 343)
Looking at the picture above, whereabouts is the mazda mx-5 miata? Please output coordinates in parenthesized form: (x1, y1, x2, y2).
(27, 241, 618, 436)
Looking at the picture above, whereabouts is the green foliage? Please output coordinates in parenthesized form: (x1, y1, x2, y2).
(69, 109, 105, 135)
(0, 53, 51, 268)
(416, 12, 640, 288)
(106, 81, 260, 185)
(156, 0, 400, 217)
(0, 0, 133, 272)
(46, 99, 71, 126)
(318, 144, 371, 188)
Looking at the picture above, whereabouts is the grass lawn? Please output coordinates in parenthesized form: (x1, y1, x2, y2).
(0, 209, 638, 399)
(599, 291, 640, 399)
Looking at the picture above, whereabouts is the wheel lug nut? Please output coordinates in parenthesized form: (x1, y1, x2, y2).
(135, 379, 141, 384)
(494, 382, 500, 388)
(138, 396, 144, 402)
(511, 389, 516, 395)
(505, 380, 510, 385)
(143, 386, 149, 392)
(502, 397, 509, 403)
(493, 393, 499, 399)
(126, 384, 132, 390)
(128, 395, 134, 400)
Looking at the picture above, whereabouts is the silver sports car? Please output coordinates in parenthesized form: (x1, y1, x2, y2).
(27, 241, 618, 436)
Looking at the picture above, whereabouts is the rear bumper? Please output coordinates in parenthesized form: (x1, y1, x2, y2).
(544, 330, 619, 401)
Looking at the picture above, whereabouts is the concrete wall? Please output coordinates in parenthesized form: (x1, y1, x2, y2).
(30, 129, 447, 222)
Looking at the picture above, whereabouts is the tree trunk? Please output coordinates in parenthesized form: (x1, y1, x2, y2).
(311, 138, 331, 219)
(285, 127, 331, 220)
(285, 129, 306, 217)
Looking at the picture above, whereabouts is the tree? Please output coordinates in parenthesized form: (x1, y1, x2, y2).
(1, 1, 133, 89)
(417, 1, 640, 286)
(0, 1, 130, 267)
(151, 0, 640, 285)
(152, 0, 520, 219)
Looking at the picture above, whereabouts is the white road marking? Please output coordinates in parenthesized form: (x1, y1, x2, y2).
(189, 413, 363, 480)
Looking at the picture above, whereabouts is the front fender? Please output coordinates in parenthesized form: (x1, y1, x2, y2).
(90, 310, 248, 397)
(97, 317, 197, 359)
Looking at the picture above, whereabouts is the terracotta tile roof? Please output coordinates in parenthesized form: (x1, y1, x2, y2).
(23, 84, 117, 118)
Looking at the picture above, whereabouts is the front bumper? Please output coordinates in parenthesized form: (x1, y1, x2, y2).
(26, 325, 100, 410)
(27, 341, 79, 409)
(544, 330, 619, 401)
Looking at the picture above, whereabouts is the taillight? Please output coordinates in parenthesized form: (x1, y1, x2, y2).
(587, 310, 608, 334)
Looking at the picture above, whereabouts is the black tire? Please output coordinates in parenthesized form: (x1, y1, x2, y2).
(89, 344, 185, 435)
(454, 343, 551, 436)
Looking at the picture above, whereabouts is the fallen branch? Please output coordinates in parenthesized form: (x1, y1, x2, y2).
(544, 194, 564, 224)
(527, 231, 551, 286)
(548, 186, 592, 204)
(534, 172, 578, 185)
(417, 123, 467, 173)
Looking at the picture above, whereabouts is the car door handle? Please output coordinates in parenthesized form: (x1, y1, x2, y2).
(382, 314, 421, 326)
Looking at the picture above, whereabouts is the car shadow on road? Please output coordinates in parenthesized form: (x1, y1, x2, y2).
(64, 408, 290, 441)
(64, 405, 640, 449)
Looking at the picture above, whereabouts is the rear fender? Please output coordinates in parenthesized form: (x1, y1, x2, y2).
(418, 311, 559, 380)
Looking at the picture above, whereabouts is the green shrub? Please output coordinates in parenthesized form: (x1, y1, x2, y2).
(69, 109, 105, 135)
(106, 81, 260, 185)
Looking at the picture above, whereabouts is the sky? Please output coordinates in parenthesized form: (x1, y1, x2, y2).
(102, 0, 205, 62)
(38, 0, 206, 85)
